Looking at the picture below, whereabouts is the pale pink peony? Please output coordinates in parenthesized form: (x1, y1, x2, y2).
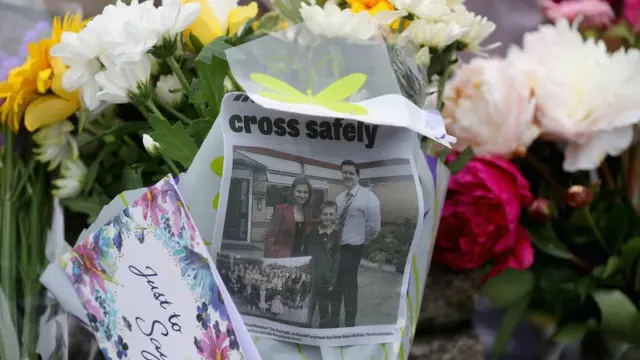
(541, 0, 615, 28)
(509, 19, 640, 172)
(441, 57, 539, 158)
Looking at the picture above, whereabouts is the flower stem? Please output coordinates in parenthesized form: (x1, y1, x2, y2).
(166, 56, 191, 97)
(0, 124, 17, 326)
(600, 161, 616, 191)
(227, 70, 244, 93)
(21, 167, 46, 360)
(436, 65, 449, 111)
(147, 101, 165, 120)
(583, 207, 606, 251)
(165, 56, 208, 118)
(155, 97, 193, 125)
(164, 157, 181, 177)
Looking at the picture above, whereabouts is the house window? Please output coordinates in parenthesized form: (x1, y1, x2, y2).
(265, 184, 327, 220)
(223, 176, 251, 242)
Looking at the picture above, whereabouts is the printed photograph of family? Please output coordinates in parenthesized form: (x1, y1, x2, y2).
(218, 145, 419, 329)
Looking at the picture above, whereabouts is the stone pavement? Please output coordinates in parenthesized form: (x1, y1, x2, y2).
(310, 264, 402, 327)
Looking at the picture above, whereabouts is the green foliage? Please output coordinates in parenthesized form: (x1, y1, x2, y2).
(446, 145, 474, 174)
(148, 114, 199, 168)
(363, 218, 415, 268)
(189, 118, 214, 146)
(193, 37, 233, 119)
(592, 290, 640, 345)
(491, 294, 532, 360)
(271, 0, 304, 24)
(61, 193, 110, 224)
(602, 23, 636, 45)
(481, 269, 535, 309)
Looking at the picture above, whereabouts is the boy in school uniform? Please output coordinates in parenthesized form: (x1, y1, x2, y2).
(303, 201, 341, 328)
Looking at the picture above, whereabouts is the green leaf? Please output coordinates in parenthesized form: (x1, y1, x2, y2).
(0, 288, 20, 360)
(490, 294, 531, 360)
(592, 290, 637, 335)
(193, 37, 232, 119)
(196, 36, 230, 62)
(600, 256, 623, 279)
(575, 276, 597, 302)
(122, 167, 143, 191)
(189, 33, 205, 53)
(255, 12, 283, 32)
(480, 269, 535, 309)
(61, 194, 109, 224)
(83, 143, 119, 194)
(553, 323, 591, 343)
(118, 144, 140, 165)
(273, 0, 304, 23)
(603, 22, 635, 44)
(148, 114, 199, 168)
(189, 118, 213, 145)
(603, 202, 629, 253)
(529, 226, 573, 260)
(446, 146, 474, 174)
(620, 237, 640, 274)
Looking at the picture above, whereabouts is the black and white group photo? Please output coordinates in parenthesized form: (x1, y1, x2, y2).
(217, 253, 313, 325)
(220, 145, 420, 329)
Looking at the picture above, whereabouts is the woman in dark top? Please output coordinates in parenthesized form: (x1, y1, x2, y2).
(264, 176, 312, 258)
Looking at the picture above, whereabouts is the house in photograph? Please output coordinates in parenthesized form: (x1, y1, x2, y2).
(222, 146, 419, 256)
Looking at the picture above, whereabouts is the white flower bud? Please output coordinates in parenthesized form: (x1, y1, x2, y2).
(155, 74, 183, 106)
(143, 134, 162, 156)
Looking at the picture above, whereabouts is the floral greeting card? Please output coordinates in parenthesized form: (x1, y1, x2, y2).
(60, 176, 244, 360)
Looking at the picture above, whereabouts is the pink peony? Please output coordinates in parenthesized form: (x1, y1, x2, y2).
(442, 58, 538, 158)
(541, 0, 615, 28)
(434, 155, 534, 283)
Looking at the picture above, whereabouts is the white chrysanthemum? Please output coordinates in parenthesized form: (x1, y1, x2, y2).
(53, 158, 87, 199)
(401, 19, 465, 49)
(508, 19, 640, 171)
(97, 0, 199, 63)
(51, 0, 199, 109)
(33, 120, 79, 171)
(389, 0, 450, 20)
(95, 55, 153, 104)
(156, 74, 183, 106)
(445, 7, 497, 53)
(300, 3, 406, 40)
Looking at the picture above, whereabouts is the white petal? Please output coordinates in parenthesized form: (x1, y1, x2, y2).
(82, 80, 101, 110)
(62, 66, 89, 90)
(173, 2, 201, 33)
(373, 10, 407, 25)
(563, 126, 634, 172)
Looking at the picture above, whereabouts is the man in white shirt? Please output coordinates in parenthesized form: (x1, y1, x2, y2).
(330, 160, 381, 327)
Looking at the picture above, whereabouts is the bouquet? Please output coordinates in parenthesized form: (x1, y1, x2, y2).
(435, 14, 640, 360)
(0, 0, 498, 359)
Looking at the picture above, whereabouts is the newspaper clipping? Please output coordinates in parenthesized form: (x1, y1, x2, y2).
(213, 95, 424, 346)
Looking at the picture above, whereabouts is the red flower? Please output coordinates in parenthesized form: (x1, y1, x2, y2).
(621, 0, 640, 31)
(434, 156, 534, 282)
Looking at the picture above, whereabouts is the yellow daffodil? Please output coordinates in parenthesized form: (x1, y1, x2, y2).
(346, 0, 409, 31)
(0, 13, 86, 133)
(180, 0, 258, 46)
(347, 0, 395, 15)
